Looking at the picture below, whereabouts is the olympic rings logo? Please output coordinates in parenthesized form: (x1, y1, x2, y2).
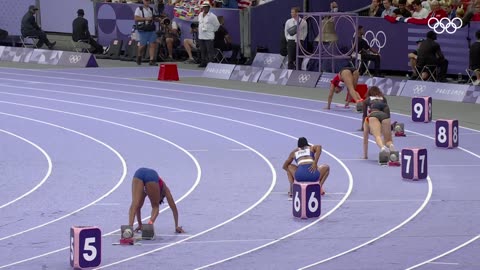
(413, 84, 426, 95)
(69, 55, 82, 64)
(264, 57, 273, 65)
(364, 30, 387, 52)
(428, 17, 462, 34)
(298, 74, 311, 83)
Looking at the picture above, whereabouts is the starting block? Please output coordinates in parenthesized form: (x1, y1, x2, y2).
(392, 122, 406, 137)
(119, 225, 135, 245)
(388, 151, 401, 166)
(379, 150, 400, 166)
(141, 224, 155, 240)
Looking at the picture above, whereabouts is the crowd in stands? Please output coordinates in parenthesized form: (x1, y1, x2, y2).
(103, 0, 272, 9)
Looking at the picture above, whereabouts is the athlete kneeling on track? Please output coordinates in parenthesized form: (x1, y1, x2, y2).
(128, 167, 185, 233)
(283, 137, 330, 197)
(326, 67, 363, 110)
(362, 86, 395, 159)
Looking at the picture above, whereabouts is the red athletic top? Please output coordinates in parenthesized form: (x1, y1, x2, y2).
(158, 177, 164, 194)
(331, 74, 345, 89)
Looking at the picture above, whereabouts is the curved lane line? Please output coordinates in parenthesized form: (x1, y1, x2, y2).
(405, 235, 480, 269)
(0, 129, 52, 209)
(299, 176, 432, 269)
(1, 70, 478, 267)
(0, 112, 127, 242)
(0, 96, 352, 269)
(0, 101, 272, 269)
(0, 71, 478, 134)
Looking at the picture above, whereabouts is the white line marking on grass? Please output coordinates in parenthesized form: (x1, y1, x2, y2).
(0, 129, 52, 209)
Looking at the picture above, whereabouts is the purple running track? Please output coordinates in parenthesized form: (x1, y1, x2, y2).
(0, 67, 478, 270)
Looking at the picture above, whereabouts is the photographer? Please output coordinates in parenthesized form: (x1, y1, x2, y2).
(183, 22, 199, 64)
(134, 0, 158, 65)
(156, 15, 180, 61)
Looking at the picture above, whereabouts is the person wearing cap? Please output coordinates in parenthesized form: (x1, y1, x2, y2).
(72, 9, 104, 54)
(416, 30, 448, 82)
(408, 38, 423, 79)
(283, 137, 330, 198)
(21, 5, 56, 49)
(197, 1, 220, 68)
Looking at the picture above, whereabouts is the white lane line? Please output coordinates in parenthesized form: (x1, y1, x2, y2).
(0, 101, 272, 269)
(2, 69, 477, 267)
(0, 92, 353, 269)
(0, 113, 127, 242)
(405, 235, 480, 269)
(0, 129, 52, 209)
(1, 69, 479, 137)
(298, 176, 433, 269)
(426, 261, 460, 265)
(1, 83, 434, 268)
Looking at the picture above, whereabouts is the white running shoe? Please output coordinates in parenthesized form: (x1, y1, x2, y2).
(381, 146, 390, 154)
(473, 80, 480, 86)
(389, 144, 395, 152)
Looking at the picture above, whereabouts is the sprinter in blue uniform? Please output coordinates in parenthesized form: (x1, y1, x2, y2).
(283, 137, 330, 197)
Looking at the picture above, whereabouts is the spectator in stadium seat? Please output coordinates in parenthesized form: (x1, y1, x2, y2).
(416, 31, 449, 82)
(411, 0, 429, 18)
(214, 16, 242, 64)
(183, 22, 199, 64)
(470, 30, 480, 85)
(72, 9, 104, 54)
(330, 1, 339, 12)
(357, 25, 382, 77)
(21, 5, 56, 49)
(428, 0, 447, 18)
(393, 0, 412, 17)
(472, 1, 480, 21)
(369, 0, 384, 17)
(408, 38, 423, 79)
(443, 3, 457, 19)
(0, 28, 7, 40)
(382, 0, 396, 17)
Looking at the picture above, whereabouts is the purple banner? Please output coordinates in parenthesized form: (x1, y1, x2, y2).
(400, 80, 470, 102)
(229, 66, 263, 82)
(0, 0, 35, 36)
(0, 46, 97, 67)
(41, 0, 95, 34)
(463, 85, 480, 104)
(202, 63, 236, 80)
(358, 76, 406, 96)
(258, 68, 292, 85)
(286, 70, 321, 88)
(316, 72, 336, 88)
(250, 0, 303, 53)
(96, 3, 240, 47)
(252, 53, 286, 68)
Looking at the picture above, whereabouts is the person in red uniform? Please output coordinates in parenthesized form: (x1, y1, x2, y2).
(326, 67, 363, 110)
